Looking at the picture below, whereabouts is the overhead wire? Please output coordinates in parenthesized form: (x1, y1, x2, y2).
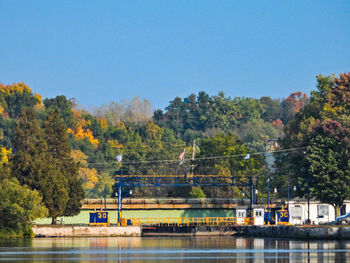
(86, 146, 306, 166)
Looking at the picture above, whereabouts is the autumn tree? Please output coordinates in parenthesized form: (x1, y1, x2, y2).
(277, 73, 350, 216)
(0, 83, 41, 119)
(280, 91, 309, 124)
(71, 149, 99, 189)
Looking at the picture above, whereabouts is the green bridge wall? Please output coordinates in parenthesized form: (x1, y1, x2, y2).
(34, 209, 236, 225)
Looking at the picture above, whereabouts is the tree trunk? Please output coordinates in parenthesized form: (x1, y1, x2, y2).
(335, 206, 341, 218)
(51, 217, 57, 225)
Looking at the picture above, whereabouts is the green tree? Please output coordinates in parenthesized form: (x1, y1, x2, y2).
(235, 119, 282, 152)
(306, 120, 350, 216)
(43, 111, 84, 222)
(44, 95, 75, 128)
(194, 133, 266, 198)
(189, 186, 206, 198)
(0, 178, 47, 237)
(0, 83, 41, 119)
(11, 108, 48, 189)
(93, 172, 115, 198)
(260, 96, 281, 122)
(277, 73, 350, 216)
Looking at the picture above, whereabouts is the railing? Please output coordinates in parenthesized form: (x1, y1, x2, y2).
(109, 216, 255, 227)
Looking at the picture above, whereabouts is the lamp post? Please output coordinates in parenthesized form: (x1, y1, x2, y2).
(117, 183, 122, 225)
(273, 183, 293, 211)
(249, 177, 254, 216)
(241, 192, 245, 205)
(287, 181, 290, 209)
(104, 184, 107, 211)
(306, 176, 311, 224)
(266, 179, 272, 225)
(267, 179, 270, 212)
(116, 185, 133, 226)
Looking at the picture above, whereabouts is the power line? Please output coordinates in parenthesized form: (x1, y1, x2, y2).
(87, 146, 305, 166)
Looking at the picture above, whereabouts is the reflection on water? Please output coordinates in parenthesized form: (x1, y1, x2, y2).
(0, 236, 349, 262)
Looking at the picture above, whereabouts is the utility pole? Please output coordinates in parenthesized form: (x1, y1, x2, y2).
(104, 184, 107, 211)
(118, 183, 122, 225)
(250, 177, 254, 216)
(287, 180, 290, 210)
(191, 140, 196, 175)
(306, 176, 310, 224)
(267, 179, 270, 211)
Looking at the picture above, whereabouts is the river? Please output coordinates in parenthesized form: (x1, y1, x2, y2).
(0, 236, 349, 262)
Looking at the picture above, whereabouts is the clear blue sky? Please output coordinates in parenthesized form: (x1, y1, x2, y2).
(1, 1, 349, 110)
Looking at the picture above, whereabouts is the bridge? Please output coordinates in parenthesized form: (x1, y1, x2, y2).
(113, 175, 256, 225)
(82, 198, 256, 210)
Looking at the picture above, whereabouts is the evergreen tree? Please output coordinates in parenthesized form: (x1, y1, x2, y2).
(64, 176, 85, 216)
(11, 108, 47, 190)
(43, 111, 84, 222)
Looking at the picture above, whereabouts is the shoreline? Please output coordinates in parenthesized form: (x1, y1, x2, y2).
(30, 225, 350, 239)
(32, 225, 141, 237)
(240, 225, 350, 240)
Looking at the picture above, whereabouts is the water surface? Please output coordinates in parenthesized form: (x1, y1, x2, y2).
(0, 236, 349, 262)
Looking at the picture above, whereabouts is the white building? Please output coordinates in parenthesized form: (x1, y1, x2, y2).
(288, 200, 350, 225)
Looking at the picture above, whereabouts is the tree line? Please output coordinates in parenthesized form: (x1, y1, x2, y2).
(0, 72, 349, 234)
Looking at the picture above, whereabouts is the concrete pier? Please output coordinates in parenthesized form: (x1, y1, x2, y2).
(242, 225, 350, 240)
(32, 226, 141, 237)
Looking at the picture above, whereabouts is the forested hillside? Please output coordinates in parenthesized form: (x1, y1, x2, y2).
(0, 82, 309, 201)
(1, 72, 349, 230)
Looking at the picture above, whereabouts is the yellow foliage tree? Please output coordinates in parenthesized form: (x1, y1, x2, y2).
(67, 125, 99, 147)
(116, 121, 127, 131)
(71, 150, 99, 189)
(0, 147, 11, 165)
(145, 121, 163, 141)
(97, 117, 108, 132)
(107, 139, 123, 149)
(0, 83, 32, 95)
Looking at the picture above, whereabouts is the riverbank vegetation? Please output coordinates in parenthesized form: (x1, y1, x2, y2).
(275, 73, 350, 216)
(0, 72, 349, 235)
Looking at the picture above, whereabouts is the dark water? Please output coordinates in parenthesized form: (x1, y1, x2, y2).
(0, 236, 349, 262)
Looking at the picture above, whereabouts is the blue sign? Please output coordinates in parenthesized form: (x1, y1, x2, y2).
(277, 210, 289, 223)
(89, 211, 109, 225)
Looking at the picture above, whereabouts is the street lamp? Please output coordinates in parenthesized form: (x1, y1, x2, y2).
(267, 179, 270, 211)
(306, 176, 311, 224)
(266, 179, 272, 225)
(115, 186, 133, 226)
(273, 183, 294, 211)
